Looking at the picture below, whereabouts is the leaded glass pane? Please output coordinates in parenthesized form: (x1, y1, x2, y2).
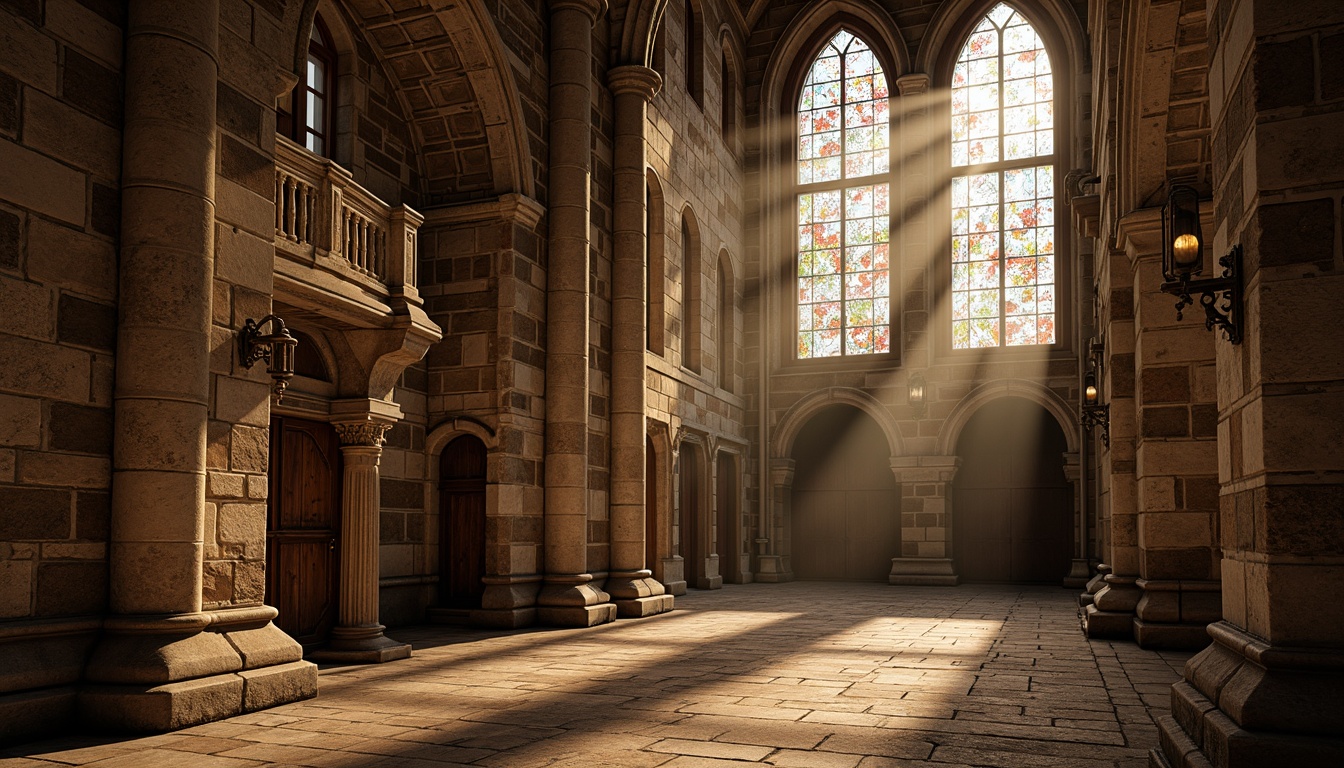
(950, 3, 1056, 349)
(797, 30, 892, 359)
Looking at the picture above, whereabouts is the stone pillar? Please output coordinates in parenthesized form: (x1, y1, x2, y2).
(604, 65, 674, 619)
(1084, 243, 1142, 638)
(1153, 0, 1344, 762)
(537, 0, 616, 628)
(889, 456, 959, 586)
(80, 0, 315, 731)
(312, 399, 410, 663)
(1119, 211, 1221, 651)
(754, 458, 794, 582)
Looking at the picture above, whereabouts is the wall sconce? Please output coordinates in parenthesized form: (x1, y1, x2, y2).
(239, 315, 298, 401)
(908, 372, 927, 417)
(1080, 369, 1110, 448)
(1160, 185, 1243, 344)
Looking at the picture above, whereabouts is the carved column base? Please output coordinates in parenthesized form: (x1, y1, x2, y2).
(537, 576, 617, 627)
(890, 557, 959, 586)
(1150, 621, 1344, 767)
(1082, 573, 1141, 639)
(695, 555, 723, 590)
(1063, 558, 1092, 589)
(754, 555, 792, 583)
(1080, 563, 1110, 607)
(1133, 579, 1220, 650)
(461, 575, 540, 629)
(77, 607, 316, 732)
(310, 625, 411, 664)
(606, 571, 675, 618)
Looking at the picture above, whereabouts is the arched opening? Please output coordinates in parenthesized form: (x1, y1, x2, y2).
(266, 416, 342, 650)
(717, 250, 734, 393)
(679, 209, 702, 372)
(715, 451, 742, 584)
(683, 0, 703, 105)
(647, 170, 666, 354)
(678, 442, 706, 588)
(646, 435, 659, 578)
(438, 435, 487, 608)
(789, 404, 900, 581)
(952, 396, 1071, 583)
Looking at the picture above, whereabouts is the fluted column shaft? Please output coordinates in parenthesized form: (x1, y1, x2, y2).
(336, 444, 382, 628)
(109, 0, 219, 615)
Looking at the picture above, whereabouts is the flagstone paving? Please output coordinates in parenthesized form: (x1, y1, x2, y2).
(1, 582, 1191, 767)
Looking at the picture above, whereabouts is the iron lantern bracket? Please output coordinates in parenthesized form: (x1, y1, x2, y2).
(1159, 245, 1243, 345)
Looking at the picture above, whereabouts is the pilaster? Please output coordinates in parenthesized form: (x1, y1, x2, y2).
(889, 456, 959, 586)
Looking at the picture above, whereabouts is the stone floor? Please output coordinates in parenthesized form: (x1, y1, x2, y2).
(2, 582, 1191, 768)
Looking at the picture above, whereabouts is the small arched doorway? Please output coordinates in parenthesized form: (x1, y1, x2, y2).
(952, 397, 1071, 583)
(438, 435, 487, 607)
(790, 405, 900, 581)
(679, 442, 706, 588)
(716, 451, 742, 583)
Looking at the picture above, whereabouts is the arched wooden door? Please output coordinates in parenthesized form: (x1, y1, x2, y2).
(953, 397, 1072, 583)
(790, 405, 900, 581)
(679, 445, 704, 588)
(716, 452, 741, 583)
(439, 435, 487, 607)
(267, 416, 342, 649)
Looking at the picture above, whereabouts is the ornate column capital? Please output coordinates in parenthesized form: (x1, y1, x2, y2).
(330, 397, 402, 447)
(333, 422, 393, 447)
(609, 64, 662, 101)
(896, 73, 931, 96)
(548, 0, 606, 23)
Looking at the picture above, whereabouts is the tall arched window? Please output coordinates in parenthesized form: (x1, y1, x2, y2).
(278, 13, 336, 156)
(950, 3, 1056, 349)
(684, 0, 703, 106)
(680, 210, 702, 373)
(796, 30, 891, 359)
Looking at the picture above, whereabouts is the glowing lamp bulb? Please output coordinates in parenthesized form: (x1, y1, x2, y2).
(1085, 383, 1098, 404)
(1172, 233, 1201, 268)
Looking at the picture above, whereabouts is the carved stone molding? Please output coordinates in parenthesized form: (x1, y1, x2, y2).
(609, 65, 663, 100)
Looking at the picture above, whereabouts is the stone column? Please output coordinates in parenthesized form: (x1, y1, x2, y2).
(314, 399, 410, 663)
(1153, 0, 1344, 762)
(1120, 211, 1221, 651)
(1084, 244, 1143, 638)
(754, 458, 794, 582)
(1062, 451, 1092, 588)
(80, 0, 314, 730)
(888, 456, 959, 585)
(605, 64, 674, 618)
(537, 0, 616, 628)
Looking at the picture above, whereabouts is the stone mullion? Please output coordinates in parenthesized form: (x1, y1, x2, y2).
(605, 65, 674, 618)
(536, 0, 617, 628)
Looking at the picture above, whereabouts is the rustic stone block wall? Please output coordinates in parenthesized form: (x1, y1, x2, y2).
(0, 0, 123, 626)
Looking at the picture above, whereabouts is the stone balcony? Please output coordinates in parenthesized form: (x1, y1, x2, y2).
(273, 136, 425, 324)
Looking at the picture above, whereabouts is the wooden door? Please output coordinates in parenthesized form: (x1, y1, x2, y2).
(715, 452, 740, 583)
(679, 447, 703, 587)
(790, 405, 900, 582)
(439, 436, 487, 607)
(267, 416, 342, 649)
(953, 398, 1072, 583)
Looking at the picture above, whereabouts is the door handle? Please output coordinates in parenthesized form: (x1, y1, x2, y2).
(329, 538, 337, 552)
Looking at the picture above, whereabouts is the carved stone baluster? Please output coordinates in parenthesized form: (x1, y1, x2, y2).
(285, 177, 298, 240)
(274, 172, 283, 235)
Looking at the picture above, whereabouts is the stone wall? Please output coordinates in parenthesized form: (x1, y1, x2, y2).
(0, 0, 123, 628)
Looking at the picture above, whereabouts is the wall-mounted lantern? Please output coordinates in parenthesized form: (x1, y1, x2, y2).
(239, 315, 299, 402)
(1080, 336, 1110, 447)
(1160, 185, 1243, 344)
(908, 372, 927, 417)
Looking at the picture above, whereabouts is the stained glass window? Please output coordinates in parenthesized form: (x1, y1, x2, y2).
(951, 3, 1056, 349)
(797, 30, 891, 359)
